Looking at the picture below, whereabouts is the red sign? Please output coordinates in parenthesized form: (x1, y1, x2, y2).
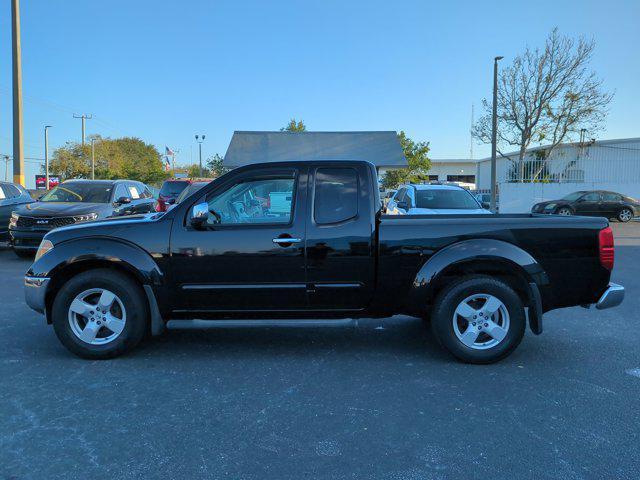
(35, 175, 60, 190)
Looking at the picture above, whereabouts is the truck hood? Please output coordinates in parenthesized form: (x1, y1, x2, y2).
(13, 201, 110, 217)
(50, 213, 158, 234)
(408, 208, 492, 215)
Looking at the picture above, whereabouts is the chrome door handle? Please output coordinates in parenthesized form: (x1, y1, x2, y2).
(273, 237, 302, 244)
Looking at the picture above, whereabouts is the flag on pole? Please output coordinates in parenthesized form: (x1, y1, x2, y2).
(165, 146, 174, 156)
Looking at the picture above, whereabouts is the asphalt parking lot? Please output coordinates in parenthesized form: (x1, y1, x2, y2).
(1, 223, 639, 480)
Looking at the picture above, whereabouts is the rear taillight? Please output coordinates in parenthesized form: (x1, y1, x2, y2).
(599, 226, 614, 270)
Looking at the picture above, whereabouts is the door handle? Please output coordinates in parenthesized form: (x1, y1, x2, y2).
(273, 237, 302, 244)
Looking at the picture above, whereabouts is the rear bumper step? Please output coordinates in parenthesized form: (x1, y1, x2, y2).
(595, 283, 625, 310)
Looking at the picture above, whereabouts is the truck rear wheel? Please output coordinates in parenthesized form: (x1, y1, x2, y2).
(51, 269, 148, 359)
(430, 276, 526, 364)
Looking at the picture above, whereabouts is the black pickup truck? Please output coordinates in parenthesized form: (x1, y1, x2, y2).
(24, 160, 624, 363)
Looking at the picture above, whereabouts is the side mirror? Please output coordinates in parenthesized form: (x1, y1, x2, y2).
(481, 201, 490, 209)
(397, 201, 409, 210)
(167, 198, 177, 205)
(190, 202, 209, 227)
(116, 196, 132, 205)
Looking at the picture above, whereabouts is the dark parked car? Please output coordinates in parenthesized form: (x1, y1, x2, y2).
(0, 181, 34, 241)
(155, 178, 210, 212)
(10, 179, 155, 257)
(166, 180, 212, 211)
(532, 190, 639, 222)
(24, 161, 623, 363)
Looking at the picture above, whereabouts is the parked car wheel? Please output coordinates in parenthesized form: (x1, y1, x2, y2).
(52, 269, 148, 359)
(618, 208, 633, 223)
(430, 276, 526, 364)
(556, 207, 573, 216)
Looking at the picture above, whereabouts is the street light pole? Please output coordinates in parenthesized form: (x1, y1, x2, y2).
(91, 139, 95, 180)
(490, 56, 503, 213)
(44, 125, 52, 189)
(195, 135, 205, 177)
(11, 0, 24, 187)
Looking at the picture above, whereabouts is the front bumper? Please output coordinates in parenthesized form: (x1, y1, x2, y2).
(10, 229, 46, 250)
(595, 282, 625, 310)
(24, 276, 49, 314)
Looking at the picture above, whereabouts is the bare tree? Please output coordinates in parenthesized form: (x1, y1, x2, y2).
(473, 28, 613, 182)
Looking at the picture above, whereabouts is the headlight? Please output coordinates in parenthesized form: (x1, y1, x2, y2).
(73, 213, 98, 223)
(35, 239, 54, 262)
(544, 203, 556, 210)
(9, 212, 19, 228)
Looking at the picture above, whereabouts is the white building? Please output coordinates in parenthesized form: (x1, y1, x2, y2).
(427, 159, 477, 185)
(475, 137, 640, 212)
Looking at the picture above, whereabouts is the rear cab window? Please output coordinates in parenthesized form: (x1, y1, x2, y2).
(314, 168, 358, 224)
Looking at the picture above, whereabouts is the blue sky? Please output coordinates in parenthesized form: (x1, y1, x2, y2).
(0, 0, 639, 187)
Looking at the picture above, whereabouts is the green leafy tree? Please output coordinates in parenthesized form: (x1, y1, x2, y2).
(381, 131, 431, 189)
(281, 119, 306, 132)
(186, 163, 210, 178)
(49, 136, 167, 185)
(205, 154, 230, 178)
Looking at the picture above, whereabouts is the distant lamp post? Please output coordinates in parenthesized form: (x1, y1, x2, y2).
(90, 138, 96, 180)
(490, 55, 504, 213)
(44, 125, 52, 189)
(195, 134, 206, 177)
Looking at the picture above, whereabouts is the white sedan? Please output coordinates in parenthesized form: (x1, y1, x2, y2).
(386, 184, 492, 215)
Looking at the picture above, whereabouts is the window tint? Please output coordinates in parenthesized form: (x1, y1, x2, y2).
(2, 184, 20, 198)
(602, 192, 622, 202)
(142, 186, 153, 199)
(114, 184, 129, 200)
(314, 168, 358, 224)
(40, 182, 114, 203)
(395, 188, 407, 202)
(581, 192, 600, 202)
(415, 188, 480, 209)
(206, 175, 295, 225)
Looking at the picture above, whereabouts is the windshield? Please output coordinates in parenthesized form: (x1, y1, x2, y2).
(160, 180, 189, 197)
(562, 192, 586, 201)
(39, 182, 113, 203)
(176, 182, 208, 203)
(415, 189, 480, 209)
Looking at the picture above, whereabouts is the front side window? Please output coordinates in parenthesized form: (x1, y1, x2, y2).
(314, 168, 358, 224)
(128, 185, 141, 199)
(39, 182, 113, 203)
(206, 175, 295, 225)
(415, 188, 480, 209)
(581, 192, 600, 202)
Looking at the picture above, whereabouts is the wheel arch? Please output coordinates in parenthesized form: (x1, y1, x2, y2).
(406, 239, 548, 333)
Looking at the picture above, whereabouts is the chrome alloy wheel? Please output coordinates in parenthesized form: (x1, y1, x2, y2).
(452, 294, 510, 350)
(619, 208, 633, 222)
(68, 288, 126, 345)
(557, 207, 572, 216)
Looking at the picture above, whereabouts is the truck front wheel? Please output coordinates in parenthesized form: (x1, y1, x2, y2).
(430, 276, 526, 364)
(51, 269, 148, 359)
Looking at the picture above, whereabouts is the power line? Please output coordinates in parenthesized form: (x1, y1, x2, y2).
(73, 113, 92, 146)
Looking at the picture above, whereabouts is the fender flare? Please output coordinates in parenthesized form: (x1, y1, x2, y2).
(28, 237, 166, 334)
(407, 239, 548, 334)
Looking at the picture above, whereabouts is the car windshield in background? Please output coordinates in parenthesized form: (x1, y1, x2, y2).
(562, 192, 587, 201)
(160, 181, 189, 197)
(415, 189, 480, 209)
(39, 183, 113, 203)
(176, 182, 208, 203)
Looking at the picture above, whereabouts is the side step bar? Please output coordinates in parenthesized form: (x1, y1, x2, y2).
(166, 318, 359, 330)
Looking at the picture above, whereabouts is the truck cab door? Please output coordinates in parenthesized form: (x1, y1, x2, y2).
(305, 164, 376, 311)
(169, 166, 308, 312)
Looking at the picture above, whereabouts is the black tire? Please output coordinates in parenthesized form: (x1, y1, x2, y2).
(13, 248, 34, 259)
(430, 276, 526, 364)
(51, 269, 148, 359)
(618, 208, 633, 223)
(555, 206, 573, 216)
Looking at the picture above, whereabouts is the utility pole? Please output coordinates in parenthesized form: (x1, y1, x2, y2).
(3, 156, 9, 181)
(470, 103, 474, 160)
(195, 135, 205, 177)
(44, 126, 52, 189)
(12, 0, 24, 186)
(90, 138, 95, 180)
(490, 56, 503, 213)
(73, 114, 92, 146)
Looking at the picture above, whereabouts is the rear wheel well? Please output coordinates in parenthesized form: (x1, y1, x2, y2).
(429, 260, 533, 309)
(45, 260, 144, 324)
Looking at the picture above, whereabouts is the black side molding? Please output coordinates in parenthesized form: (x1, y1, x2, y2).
(528, 282, 543, 335)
